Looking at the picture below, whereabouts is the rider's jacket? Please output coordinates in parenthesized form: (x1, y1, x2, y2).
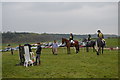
(98, 33, 104, 40)
(88, 37, 91, 41)
(69, 34, 73, 40)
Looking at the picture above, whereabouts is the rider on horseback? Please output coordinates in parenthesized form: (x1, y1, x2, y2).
(97, 30, 104, 39)
(69, 32, 74, 44)
(88, 34, 91, 41)
(87, 34, 92, 44)
(97, 30, 105, 43)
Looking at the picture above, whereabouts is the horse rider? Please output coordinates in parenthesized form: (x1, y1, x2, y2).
(87, 34, 92, 44)
(97, 30, 105, 43)
(88, 34, 91, 41)
(69, 32, 74, 44)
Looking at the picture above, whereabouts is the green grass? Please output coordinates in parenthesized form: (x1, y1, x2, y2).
(0, 36, 1, 79)
(105, 38, 118, 47)
(2, 48, 118, 78)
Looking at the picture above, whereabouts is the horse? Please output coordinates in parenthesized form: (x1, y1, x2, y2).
(81, 38, 96, 52)
(62, 38, 79, 54)
(86, 40, 96, 52)
(95, 38, 106, 55)
(81, 38, 106, 55)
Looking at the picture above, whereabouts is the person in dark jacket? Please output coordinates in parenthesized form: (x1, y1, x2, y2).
(7, 44, 14, 55)
(69, 32, 74, 43)
(19, 44, 25, 65)
(35, 43, 42, 65)
(88, 34, 91, 41)
(69, 33, 73, 41)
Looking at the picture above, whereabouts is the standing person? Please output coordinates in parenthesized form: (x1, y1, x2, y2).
(35, 43, 42, 65)
(11, 47, 14, 55)
(19, 44, 25, 65)
(52, 40, 59, 55)
(7, 44, 14, 55)
(69, 32, 74, 43)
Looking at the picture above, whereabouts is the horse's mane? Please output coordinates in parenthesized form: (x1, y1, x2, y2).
(62, 38, 68, 40)
(62, 38, 69, 42)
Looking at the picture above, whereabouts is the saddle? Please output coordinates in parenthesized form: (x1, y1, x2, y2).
(70, 40, 75, 47)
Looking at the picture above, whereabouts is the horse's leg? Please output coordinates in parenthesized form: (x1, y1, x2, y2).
(96, 46, 100, 55)
(93, 42, 96, 52)
(67, 46, 70, 54)
(86, 46, 89, 52)
(98, 46, 101, 54)
(93, 46, 95, 52)
(52, 48, 54, 54)
(74, 44, 77, 53)
(96, 39, 101, 55)
(78, 45, 80, 52)
(97, 49, 99, 55)
(77, 44, 80, 53)
(75, 46, 78, 54)
(66, 47, 68, 54)
(69, 47, 71, 54)
(86, 42, 89, 52)
(96, 48, 99, 55)
(93, 46, 94, 52)
(102, 46, 104, 54)
(99, 41, 103, 54)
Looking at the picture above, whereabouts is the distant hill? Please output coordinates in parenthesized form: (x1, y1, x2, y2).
(2, 32, 118, 43)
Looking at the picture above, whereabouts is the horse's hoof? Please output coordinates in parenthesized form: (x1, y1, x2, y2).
(97, 53, 99, 55)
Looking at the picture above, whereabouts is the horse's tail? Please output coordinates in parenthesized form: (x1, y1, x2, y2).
(78, 44, 80, 51)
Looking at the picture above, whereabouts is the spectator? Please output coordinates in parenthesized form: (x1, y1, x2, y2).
(52, 40, 58, 55)
(35, 43, 42, 65)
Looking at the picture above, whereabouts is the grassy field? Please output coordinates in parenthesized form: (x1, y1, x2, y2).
(105, 38, 118, 47)
(2, 47, 118, 78)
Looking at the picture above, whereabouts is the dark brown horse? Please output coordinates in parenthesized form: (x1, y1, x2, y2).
(62, 38, 79, 54)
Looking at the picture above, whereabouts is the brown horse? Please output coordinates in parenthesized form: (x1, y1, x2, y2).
(62, 38, 79, 54)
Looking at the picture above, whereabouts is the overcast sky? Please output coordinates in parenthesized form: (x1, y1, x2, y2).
(2, 2, 118, 35)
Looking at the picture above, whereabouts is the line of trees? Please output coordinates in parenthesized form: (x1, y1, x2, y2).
(2, 32, 118, 43)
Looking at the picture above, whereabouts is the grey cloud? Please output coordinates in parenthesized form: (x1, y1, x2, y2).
(0, 3, 1, 47)
(2, 2, 118, 34)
